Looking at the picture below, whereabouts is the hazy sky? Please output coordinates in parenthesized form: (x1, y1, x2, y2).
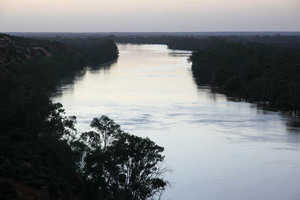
(0, 0, 299, 32)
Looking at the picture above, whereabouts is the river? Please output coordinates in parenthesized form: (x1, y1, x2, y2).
(52, 44, 300, 200)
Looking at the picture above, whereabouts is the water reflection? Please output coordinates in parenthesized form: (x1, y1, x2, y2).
(52, 44, 300, 200)
(168, 51, 191, 57)
(286, 120, 300, 132)
(52, 60, 118, 98)
(51, 69, 87, 98)
(88, 59, 118, 74)
(193, 76, 300, 130)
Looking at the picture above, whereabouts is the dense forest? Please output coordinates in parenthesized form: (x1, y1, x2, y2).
(188, 38, 300, 114)
(0, 34, 167, 200)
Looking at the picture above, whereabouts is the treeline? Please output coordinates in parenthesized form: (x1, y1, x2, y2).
(189, 39, 300, 113)
(32, 34, 172, 45)
(0, 34, 167, 200)
(32, 36, 119, 65)
(109, 34, 300, 49)
(167, 37, 225, 50)
(167, 35, 300, 50)
(28, 33, 300, 52)
(110, 34, 300, 50)
(0, 33, 119, 91)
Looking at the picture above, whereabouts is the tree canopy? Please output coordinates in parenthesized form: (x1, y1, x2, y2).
(78, 116, 168, 200)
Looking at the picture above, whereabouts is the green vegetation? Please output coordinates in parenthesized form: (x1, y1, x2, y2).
(189, 39, 300, 113)
(0, 34, 167, 199)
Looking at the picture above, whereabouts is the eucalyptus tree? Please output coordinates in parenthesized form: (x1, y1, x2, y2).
(79, 116, 168, 200)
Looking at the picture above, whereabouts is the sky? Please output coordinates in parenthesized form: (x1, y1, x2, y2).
(0, 0, 299, 32)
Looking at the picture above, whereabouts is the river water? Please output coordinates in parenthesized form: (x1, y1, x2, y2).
(52, 44, 300, 200)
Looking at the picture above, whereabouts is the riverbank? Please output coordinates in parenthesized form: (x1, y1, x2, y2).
(188, 39, 300, 115)
(0, 33, 119, 200)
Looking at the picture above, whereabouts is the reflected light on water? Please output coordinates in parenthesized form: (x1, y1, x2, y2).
(52, 44, 300, 200)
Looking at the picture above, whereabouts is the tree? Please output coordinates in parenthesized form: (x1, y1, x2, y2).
(90, 115, 122, 148)
(80, 116, 168, 200)
(106, 133, 167, 200)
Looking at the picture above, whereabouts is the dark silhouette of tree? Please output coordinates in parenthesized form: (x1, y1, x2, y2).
(80, 116, 168, 200)
(90, 115, 122, 148)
